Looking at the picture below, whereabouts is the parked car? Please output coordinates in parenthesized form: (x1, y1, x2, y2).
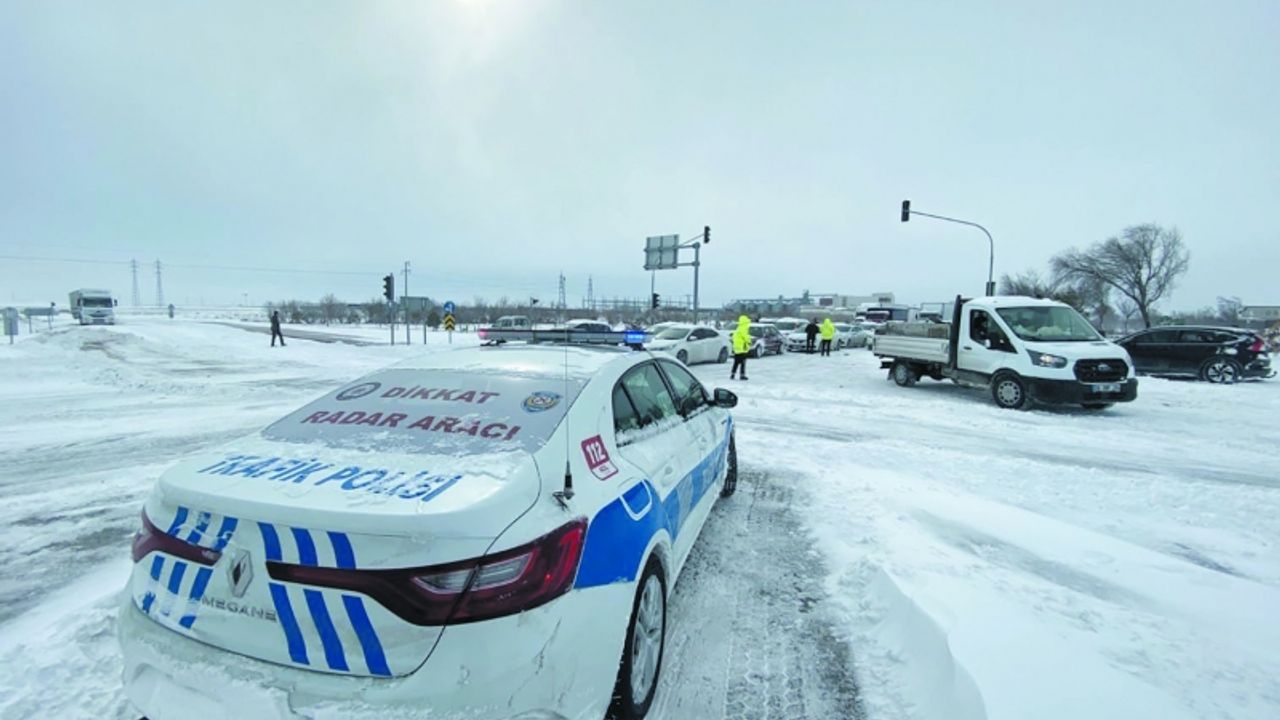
(118, 340, 740, 720)
(1117, 326, 1273, 383)
(747, 323, 784, 357)
(493, 315, 531, 329)
(566, 319, 612, 333)
(646, 324, 731, 365)
(832, 323, 856, 349)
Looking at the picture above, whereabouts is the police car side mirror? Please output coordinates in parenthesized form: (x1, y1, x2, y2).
(713, 388, 738, 408)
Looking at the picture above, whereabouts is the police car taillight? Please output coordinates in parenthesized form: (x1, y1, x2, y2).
(267, 518, 586, 626)
(130, 511, 221, 566)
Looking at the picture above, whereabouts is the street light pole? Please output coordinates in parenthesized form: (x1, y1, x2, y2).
(901, 202, 996, 296)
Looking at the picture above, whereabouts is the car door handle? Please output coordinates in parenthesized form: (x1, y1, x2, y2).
(962, 346, 973, 351)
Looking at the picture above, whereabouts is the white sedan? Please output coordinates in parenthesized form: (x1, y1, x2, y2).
(119, 341, 740, 720)
(645, 324, 731, 365)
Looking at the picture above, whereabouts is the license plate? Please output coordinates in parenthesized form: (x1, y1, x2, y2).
(1091, 383, 1121, 394)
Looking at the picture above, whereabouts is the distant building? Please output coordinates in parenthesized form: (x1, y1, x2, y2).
(1240, 305, 1280, 328)
(725, 291, 895, 316)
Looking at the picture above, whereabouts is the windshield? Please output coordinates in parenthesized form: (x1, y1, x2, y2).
(655, 327, 690, 340)
(81, 297, 113, 307)
(997, 306, 1101, 342)
(748, 326, 766, 338)
(773, 321, 803, 332)
(263, 369, 585, 454)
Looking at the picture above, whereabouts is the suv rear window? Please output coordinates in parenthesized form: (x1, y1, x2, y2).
(263, 369, 585, 454)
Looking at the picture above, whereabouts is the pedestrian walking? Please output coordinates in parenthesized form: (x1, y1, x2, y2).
(730, 315, 751, 381)
(270, 310, 286, 347)
(819, 318, 836, 356)
(804, 318, 819, 353)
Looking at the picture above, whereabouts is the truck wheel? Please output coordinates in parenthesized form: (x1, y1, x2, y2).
(1200, 358, 1241, 384)
(991, 372, 1030, 410)
(891, 361, 918, 387)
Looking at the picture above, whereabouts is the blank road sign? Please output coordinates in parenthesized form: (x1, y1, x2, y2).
(644, 235, 680, 270)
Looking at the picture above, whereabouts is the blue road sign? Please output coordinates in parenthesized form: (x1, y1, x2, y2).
(443, 301, 456, 314)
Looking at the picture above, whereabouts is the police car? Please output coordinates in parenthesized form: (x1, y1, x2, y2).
(118, 332, 740, 720)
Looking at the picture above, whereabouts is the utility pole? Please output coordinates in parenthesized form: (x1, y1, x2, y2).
(586, 276, 594, 311)
(154, 260, 164, 307)
(403, 261, 411, 345)
(130, 260, 140, 307)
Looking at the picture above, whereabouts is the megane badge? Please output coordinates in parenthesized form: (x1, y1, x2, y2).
(228, 549, 254, 598)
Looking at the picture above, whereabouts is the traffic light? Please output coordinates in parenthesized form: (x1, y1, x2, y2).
(901, 200, 911, 222)
(651, 293, 660, 309)
(382, 274, 395, 302)
(703, 225, 711, 244)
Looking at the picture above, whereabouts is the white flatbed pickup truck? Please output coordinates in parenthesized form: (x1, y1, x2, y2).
(872, 295, 1139, 410)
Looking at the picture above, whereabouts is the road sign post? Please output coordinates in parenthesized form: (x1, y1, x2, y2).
(443, 301, 456, 344)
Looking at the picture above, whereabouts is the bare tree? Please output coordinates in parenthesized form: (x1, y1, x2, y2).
(1117, 298, 1140, 334)
(1217, 296, 1243, 325)
(318, 294, 343, 326)
(999, 270, 1058, 299)
(1051, 224, 1189, 328)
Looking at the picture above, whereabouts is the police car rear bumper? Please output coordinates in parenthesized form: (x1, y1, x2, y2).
(118, 582, 632, 720)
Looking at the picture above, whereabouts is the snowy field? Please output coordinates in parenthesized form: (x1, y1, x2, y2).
(1, 320, 1277, 720)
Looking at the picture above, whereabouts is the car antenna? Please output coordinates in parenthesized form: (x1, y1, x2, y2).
(554, 342, 574, 508)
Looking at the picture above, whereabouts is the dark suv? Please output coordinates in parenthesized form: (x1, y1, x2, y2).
(1117, 326, 1274, 383)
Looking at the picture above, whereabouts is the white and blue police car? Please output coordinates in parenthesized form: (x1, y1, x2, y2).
(118, 335, 739, 720)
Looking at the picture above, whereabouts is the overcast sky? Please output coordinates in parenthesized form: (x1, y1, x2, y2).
(2, 1, 1277, 311)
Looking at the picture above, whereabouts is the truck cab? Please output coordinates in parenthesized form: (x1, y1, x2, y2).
(69, 289, 118, 325)
(874, 296, 1138, 409)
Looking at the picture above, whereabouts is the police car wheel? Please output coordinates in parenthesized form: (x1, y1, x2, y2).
(721, 433, 738, 497)
(612, 559, 667, 719)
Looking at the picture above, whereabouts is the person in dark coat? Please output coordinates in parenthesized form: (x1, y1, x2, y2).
(270, 310, 286, 347)
(804, 318, 820, 353)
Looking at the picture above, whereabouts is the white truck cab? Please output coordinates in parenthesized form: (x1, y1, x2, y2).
(873, 295, 1138, 409)
(69, 289, 118, 325)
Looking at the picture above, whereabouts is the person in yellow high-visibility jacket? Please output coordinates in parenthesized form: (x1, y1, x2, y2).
(819, 318, 836, 356)
(731, 315, 752, 380)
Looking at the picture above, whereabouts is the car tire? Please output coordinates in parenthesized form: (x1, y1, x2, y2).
(752, 345, 762, 359)
(676, 350, 688, 365)
(991, 372, 1030, 410)
(721, 433, 737, 497)
(1081, 403, 1113, 410)
(1200, 358, 1241, 384)
(891, 361, 917, 387)
(717, 347, 729, 364)
(611, 558, 667, 720)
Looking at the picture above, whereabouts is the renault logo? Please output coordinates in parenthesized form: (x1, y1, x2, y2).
(227, 549, 254, 598)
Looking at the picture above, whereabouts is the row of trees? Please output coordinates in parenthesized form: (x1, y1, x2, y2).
(1000, 223, 1192, 331)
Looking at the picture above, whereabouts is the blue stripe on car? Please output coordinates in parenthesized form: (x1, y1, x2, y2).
(185, 511, 212, 546)
(343, 595, 391, 677)
(575, 433, 730, 589)
(211, 516, 239, 552)
(268, 582, 310, 665)
(165, 506, 189, 536)
(178, 567, 214, 629)
(259, 522, 283, 562)
(304, 589, 349, 672)
(328, 531, 356, 569)
(292, 527, 318, 566)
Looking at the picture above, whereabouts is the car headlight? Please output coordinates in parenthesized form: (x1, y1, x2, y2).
(1028, 350, 1068, 368)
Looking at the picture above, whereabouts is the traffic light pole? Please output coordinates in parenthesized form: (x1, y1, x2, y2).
(902, 203, 996, 296)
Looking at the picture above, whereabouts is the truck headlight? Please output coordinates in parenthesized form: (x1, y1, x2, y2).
(1028, 350, 1068, 368)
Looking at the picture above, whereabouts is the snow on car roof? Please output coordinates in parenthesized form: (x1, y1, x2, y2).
(975, 295, 1069, 307)
(390, 344, 635, 380)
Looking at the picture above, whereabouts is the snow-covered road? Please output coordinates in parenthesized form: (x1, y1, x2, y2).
(1, 320, 1277, 720)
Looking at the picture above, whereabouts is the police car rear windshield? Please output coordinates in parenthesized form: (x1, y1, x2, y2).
(263, 369, 585, 455)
